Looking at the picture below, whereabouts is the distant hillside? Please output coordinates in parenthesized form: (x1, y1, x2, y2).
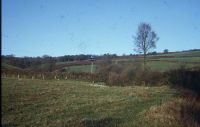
(1, 49, 200, 72)
(153, 50, 200, 57)
(2, 62, 22, 71)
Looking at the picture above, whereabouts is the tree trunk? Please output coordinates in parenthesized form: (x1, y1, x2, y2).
(143, 53, 147, 71)
(143, 52, 147, 86)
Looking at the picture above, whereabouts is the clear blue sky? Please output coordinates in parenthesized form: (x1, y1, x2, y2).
(2, 0, 200, 57)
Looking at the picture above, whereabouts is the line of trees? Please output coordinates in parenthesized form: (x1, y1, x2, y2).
(1, 54, 119, 70)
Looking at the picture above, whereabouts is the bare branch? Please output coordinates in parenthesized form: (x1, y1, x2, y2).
(134, 22, 159, 67)
(134, 22, 158, 54)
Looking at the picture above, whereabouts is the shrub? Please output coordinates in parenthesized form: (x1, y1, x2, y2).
(97, 60, 169, 86)
(167, 67, 200, 95)
(133, 67, 167, 86)
(98, 62, 144, 86)
(107, 72, 122, 86)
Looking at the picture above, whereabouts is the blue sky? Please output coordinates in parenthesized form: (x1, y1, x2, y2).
(2, 0, 200, 57)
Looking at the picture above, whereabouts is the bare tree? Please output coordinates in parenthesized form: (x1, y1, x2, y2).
(134, 22, 159, 68)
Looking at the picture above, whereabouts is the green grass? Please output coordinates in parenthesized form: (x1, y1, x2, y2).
(26, 63, 53, 71)
(114, 56, 200, 63)
(146, 61, 199, 72)
(2, 62, 22, 70)
(65, 64, 97, 73)
(148, 50, 200, 57)
(2, 78, 180, 127)
(150, 57, 200, 63)
(56, 61, 76, 65)
(146, 61, 180, 71)
(111, 52, 200, 72)
(111, 59, 199, 72)
(36, 57, 199, 73)
(172, 50, 200, 57)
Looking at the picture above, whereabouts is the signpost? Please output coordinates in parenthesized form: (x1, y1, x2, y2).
(91, 62, 94, 73)
(90, 56, 95, 74)
(90, 56, 95, 84)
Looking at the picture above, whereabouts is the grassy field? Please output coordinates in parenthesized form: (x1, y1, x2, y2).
(146, 61, 181, 71)
(2, 78, 182, 127)
(56, 61, 76, 65)
(152, 57, 200, 62)
(111, 51, 200, 72)
(112, 59, 199, 72)
(65, 64, 97, 73)
(161, 50, 200, 57)
(2, 62, 22, 70)
(145, 50, 200, 57)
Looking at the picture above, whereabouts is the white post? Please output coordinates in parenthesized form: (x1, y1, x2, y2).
(91, 61, 95, 84)
(91, 62, 93, 74)
(42, 74, 45, 80)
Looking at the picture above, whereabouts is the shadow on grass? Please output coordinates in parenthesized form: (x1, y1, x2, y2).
(81, 117, 116, 127)
(2, 124, 16, 127)
(67, 117, 119, 127)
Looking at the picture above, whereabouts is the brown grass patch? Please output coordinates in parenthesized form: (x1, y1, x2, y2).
(138, 95, 200, 127)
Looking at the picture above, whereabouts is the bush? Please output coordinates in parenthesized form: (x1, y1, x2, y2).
(98, 63, 123, 85)
(167, 67, 200, 94)
(107, 72, 122, 86)
(97, 61, 169, 86)
(133, 68, 167, 86)
(99, 62, 148, 86)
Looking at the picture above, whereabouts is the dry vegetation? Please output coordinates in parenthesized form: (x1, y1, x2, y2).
(138, 95, 200, 127)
